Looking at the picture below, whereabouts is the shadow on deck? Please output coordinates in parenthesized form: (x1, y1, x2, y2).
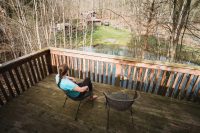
(0, 74, 200, 133)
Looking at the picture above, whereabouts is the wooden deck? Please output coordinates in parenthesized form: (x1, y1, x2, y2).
(0, 74, 200, 133)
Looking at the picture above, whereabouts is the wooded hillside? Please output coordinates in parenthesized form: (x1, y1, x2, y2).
(0, 0, 200, 64)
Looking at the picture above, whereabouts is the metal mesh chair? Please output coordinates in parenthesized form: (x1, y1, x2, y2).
(103, 91, 138, 130)
(62, 90, 92, 121)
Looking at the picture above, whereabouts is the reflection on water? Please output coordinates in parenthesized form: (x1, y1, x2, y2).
(77, 44, 197, 66)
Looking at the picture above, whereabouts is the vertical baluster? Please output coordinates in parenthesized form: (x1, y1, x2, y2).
(41, 55, 48, 77)
(77, 58, 79, 78)
(120, 65, 124, 87)
(57, 55, 61, 66)
(63, 55, 66, 64)
(0, 80, 9, 102)
(14, 67, 25, 92)
(127, 66, 134, 89)
(142, 68, 149, 91)
(76, 58, 79, 78)
(83, 59, 86, 79)
(159, 71, 167, 95)
(45, 53, 52, 74)
(95, 61, 99, 82)
(111, 64, 116, 86)
(55, 54, 59, 73)
(107, 63, 110, 85)
(89, 60, 92, 80)
(132, 67, 137, 89)
(19, 65, 30, 88)
(73, 57, 77, 78)
(144, 69, 152, 92)
(100, 61, 104, 83)
(179, 74, 190, 99)
(87, 59, 90, 78)
(186, 75, 197, 100)
(25, 63, 34, 86)
(115, 64, 121, 87)
(192, 76, 200, 101)
(154, 70, 163, 94)
(138, 68, 145, 90)
(2, 72, 15, 97)
(74, 57, 77, 77)
(105, 62, 109, 84)
(109, 63, 113, 85)
(85, 59, 88, 78)
(92, 60, 95, 82)
(66, 56, 70, 76)
(178, 74, 189, 99)
(71, 57, 75, 77)
(64, 56, 67, 65)
(75, 58, 79, 78)
(171, 73, 183, 98)
(137, 67, 143, 90)
(8, 70, 20, 95)
(79, 58, 83, 79)
(148, 69, 156, 93)
(51, 54, 56, 73)
(59, 55, 64, 65)
(165, 72, 176, 97)
(38, 57, 45, 79)
(122, 65, 127, 88)
(28, 61, 37, 83)
(33, 59, 42, 81)
(103, 62, 106, 84)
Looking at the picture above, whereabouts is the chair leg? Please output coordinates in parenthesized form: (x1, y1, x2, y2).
(106, 106, 110, 130)
(105, 101, 108, 109)
(63, 97, 68, 108)
(130, 108, 134, 125)
(75, 101, 82, 121)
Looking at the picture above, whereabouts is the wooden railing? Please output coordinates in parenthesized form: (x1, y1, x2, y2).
(50, 47, 200, 102)
(0, 49, 52, 106)
(0, 47, 199, 106)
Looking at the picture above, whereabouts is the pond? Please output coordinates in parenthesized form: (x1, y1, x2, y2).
(77, 44, 198, 66)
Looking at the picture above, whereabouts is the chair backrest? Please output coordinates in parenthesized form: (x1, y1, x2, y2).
(103, 91, 138, 111)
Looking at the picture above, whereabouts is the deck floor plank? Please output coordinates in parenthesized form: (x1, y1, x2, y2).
(0, 74, 200, 133)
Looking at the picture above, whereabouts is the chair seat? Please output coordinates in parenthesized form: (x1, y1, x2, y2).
(66, 91, 92, 101)
(104, 92, 135, 111)
(104, 91, 138, 130)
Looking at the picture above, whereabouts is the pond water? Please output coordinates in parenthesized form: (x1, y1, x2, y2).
(77, 44, 198, 66)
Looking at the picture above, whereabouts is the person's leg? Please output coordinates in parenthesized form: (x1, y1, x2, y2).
(77, 78, 93, 92)
(76, 78, 97, 100)
(76, 78, 92, 98)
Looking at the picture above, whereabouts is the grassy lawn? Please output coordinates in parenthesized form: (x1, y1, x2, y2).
(92, 26, 132, 46)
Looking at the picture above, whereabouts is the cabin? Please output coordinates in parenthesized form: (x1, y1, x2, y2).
(81, 11, 102, 26)
(0, 47, 200, 133)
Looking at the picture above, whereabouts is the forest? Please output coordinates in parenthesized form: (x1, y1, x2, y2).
(0, 0, 200, 65)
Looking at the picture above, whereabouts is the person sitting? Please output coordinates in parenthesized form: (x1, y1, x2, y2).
(55, 64, 97, 100)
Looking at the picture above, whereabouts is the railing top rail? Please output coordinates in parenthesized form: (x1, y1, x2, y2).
(0, 48, 50, 73)
(0, 47, 200, 75)
(50, 47, 200, 75)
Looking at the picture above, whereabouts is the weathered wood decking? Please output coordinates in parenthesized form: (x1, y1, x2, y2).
(0, 74, 200, 133)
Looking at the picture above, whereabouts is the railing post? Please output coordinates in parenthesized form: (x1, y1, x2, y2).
(46, 50, 53, 74)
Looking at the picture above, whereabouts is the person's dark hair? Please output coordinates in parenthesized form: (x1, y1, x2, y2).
(58, 64, 69, 78)
(57, 64, 69, 88)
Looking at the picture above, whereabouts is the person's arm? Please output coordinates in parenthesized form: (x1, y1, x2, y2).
(73, 86, 89, 92)
(66, 76, 76, 82)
